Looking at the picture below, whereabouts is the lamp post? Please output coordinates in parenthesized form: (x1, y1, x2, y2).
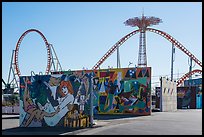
(89, 72, 94, 127)
(171, 43, 175, 81)
(128, 62, 133, 68)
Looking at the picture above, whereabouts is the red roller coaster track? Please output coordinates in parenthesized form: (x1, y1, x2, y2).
(14, 29, 51, 76)
(176, 69, 202, 86)
(92, 28, 202, 85)
(92, 29, 141, 70)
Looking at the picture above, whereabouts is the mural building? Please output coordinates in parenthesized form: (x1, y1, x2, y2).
(92, 67, 151, 115)
(19, 67, 151, 127)
(154, 78, 202, 110)
(19, 71, 92, 127)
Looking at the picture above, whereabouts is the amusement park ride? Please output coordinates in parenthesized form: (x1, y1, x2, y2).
(2, 14, 202, 95)
(2, 29, 62, 94)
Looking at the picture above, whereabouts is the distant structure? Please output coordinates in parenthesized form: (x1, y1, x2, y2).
(124, 13, 162, 67)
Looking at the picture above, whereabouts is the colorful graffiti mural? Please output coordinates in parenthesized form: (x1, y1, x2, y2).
(177, 86, 197, 109)
(19, 71, 93, 127)
(160, 77, 177, 112)
(19, 67, 152, 127)
(184, 78, 202, 109)
(60, 67, 151, 115)
(155, 85, 201, 110)
(184, 78, 202, 87)
(91, 67, 151, 115)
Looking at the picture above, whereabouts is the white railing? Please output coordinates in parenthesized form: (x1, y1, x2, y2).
(2, 106, 19, 114)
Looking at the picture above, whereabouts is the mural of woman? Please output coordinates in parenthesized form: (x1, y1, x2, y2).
(57, 80, 75, 110)
(21, 77, 60, 127)
(43, 79, 75, 126)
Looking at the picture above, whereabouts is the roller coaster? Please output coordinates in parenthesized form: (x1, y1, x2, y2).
(2, 29, 62, 94)
(2, 24, 202, 93)
(91, 27, 202, 86)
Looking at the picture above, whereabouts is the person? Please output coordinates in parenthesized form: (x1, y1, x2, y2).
(56, 80, 75, 110)
(22, 77, 60, 127)
(43, 74, 62, 107)
(41, 79, 76, 127)
(74, 74, 90, 114)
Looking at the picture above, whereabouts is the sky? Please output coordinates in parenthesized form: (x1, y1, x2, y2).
(2, 2, 202, 89)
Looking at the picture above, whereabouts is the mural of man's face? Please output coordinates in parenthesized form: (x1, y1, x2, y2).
(49, 77, 61, 86)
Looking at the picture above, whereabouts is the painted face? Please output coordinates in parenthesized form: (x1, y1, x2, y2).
(58, 81, 74, 97)
(62, 86, 69, 95)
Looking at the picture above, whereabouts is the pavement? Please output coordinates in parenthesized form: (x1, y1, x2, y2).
(2, 114, 112, 135)
(76, 109, 202, 135)
(2, 109, 202, 135)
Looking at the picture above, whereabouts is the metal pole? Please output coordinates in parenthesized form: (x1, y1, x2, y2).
(89, 74, 94, 127)
(117, 46, 121, 68)
(171, 44, 175, 81)
(159, 77, 162, 112)
(189, 57, 192, 80)
(187, 57, 193, 108)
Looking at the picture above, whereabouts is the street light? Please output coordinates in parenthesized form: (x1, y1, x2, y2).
(128, 62, 133, 68)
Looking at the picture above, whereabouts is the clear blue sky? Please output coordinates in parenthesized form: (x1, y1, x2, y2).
(2, 2, 202, 88)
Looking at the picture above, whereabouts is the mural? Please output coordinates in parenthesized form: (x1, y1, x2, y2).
(19, 71, 93, 127)
(177, 87, 196, 109)
(92, 67, 151, 115)
(184, 78, 202, 87)
(160, 77, 177, 112)
(155, 86, 201, 110)
(196, 90, 202, 109)
(19, 67, 151, 127)
(184, 78, 202, 109)
(60, 67, 151, 115)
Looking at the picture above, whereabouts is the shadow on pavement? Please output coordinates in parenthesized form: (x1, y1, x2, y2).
(93, 114, 141, 120)
(2, 126, 88, 135)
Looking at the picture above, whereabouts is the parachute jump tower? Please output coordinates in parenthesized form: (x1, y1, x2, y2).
(124, 14, 162, 67)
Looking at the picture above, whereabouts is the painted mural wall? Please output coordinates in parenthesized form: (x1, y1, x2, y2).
(19, 67, 151, 127)
(61, 67, 151, 115)
(92, 67, 151, 115)
(19, 71, 93, 127)
(184, 78, 202, 87)
(177, 86, 197, 109)
(184, 78, 202, 109)
(160, 77, 177, 112)
(155, 86, 201, 110)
